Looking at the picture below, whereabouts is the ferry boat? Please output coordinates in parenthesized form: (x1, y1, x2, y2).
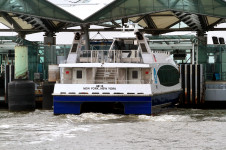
(53, 27, 182, 115)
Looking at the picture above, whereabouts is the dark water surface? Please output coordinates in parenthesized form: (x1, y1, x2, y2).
(0, 109, 226, 150)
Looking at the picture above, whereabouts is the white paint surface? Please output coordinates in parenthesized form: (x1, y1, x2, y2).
(53, 84, 152, 95)
(59, 63, 151, 68)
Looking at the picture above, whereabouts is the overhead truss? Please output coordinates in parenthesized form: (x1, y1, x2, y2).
(0, 0, 226, 36)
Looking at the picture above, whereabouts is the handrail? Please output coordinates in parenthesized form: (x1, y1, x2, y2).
(78, 50, 141, 63)
(61, 79, 150, 84)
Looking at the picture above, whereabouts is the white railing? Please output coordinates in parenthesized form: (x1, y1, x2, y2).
(61, 79, 151, 84)
(78, 50, 142, 63)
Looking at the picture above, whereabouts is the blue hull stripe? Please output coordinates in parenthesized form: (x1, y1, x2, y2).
(54, 96, 152, 115)
(53, 91, 181, 115)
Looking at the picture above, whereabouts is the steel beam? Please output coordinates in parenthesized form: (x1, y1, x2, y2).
(0, 28, 226, 32)
(0, 12, 22, 30)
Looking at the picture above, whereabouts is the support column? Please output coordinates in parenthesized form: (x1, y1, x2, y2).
(197, 31, 207, 46)
(15, 46, 28, 79)
(18, 32, 26, 39)
(196, 31, 207, 64)
(43, 32, 56, 80)
(44, 32, 56, 45)
(81, 25, 90, 50)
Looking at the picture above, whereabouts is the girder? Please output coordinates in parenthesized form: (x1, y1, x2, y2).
(17, 15, 49, 32)
(174, 12, 203, 31)
(0, 0, 226, 35)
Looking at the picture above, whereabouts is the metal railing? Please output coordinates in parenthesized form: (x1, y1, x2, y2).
(78, 50, 142, 63)
(61, 79, 151, 84)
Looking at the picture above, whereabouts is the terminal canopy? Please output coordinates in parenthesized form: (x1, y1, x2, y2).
(85, 0, 226, 34)
(0, 0, 226, 35)
(0, 0, 82, 34)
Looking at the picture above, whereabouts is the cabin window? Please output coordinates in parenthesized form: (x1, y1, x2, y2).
(74, 32, 81, 40)
(135, 32, 143, 40)
(114, 40, 138, 50)
(132, 71, 138, 79)
(140, 43, 147, 52)
(71, 43, 78, 52)
(77, 70, 82, 79)
(157, 65, 179, 86)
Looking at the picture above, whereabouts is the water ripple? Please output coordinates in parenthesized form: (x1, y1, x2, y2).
(0, 109, 226, 150)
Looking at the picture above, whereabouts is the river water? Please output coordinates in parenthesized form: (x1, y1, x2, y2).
(0, 108, 226, 150)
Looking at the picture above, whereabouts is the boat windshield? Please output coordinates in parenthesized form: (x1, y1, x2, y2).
(112, 39, 138, 51)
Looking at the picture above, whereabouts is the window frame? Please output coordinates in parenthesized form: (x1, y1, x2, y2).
(76, 70, 83, 79)
(132, 70, 138, 79)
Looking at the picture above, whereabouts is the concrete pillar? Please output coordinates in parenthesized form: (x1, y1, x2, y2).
(44, 32, 56, 45)
(15, 46, 28, 79)
(81, 25, 90, 50)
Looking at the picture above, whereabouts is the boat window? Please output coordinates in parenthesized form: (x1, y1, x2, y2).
(114, 40, 138, 50)
(140, 43, 148, 52)
(74, 32, 81, 40)
(157, 65, 179, 86)
(71, 43, 78, 52)
(132, 71, 138, 79)
(135, 32, 143, 40)
(77, 70, 82, 79)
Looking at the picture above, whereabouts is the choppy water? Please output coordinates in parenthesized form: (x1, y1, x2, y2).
(0, 109, 226, 150)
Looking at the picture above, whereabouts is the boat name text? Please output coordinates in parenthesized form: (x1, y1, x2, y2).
(83, 85, 116, 90)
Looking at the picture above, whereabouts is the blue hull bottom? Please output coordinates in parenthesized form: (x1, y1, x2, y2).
(152, 91, 181, 106)
(53, 91, 181, 115)
(151, 91, 181, 114)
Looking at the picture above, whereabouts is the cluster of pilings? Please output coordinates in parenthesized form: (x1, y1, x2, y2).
(180, 64, 204, 108)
